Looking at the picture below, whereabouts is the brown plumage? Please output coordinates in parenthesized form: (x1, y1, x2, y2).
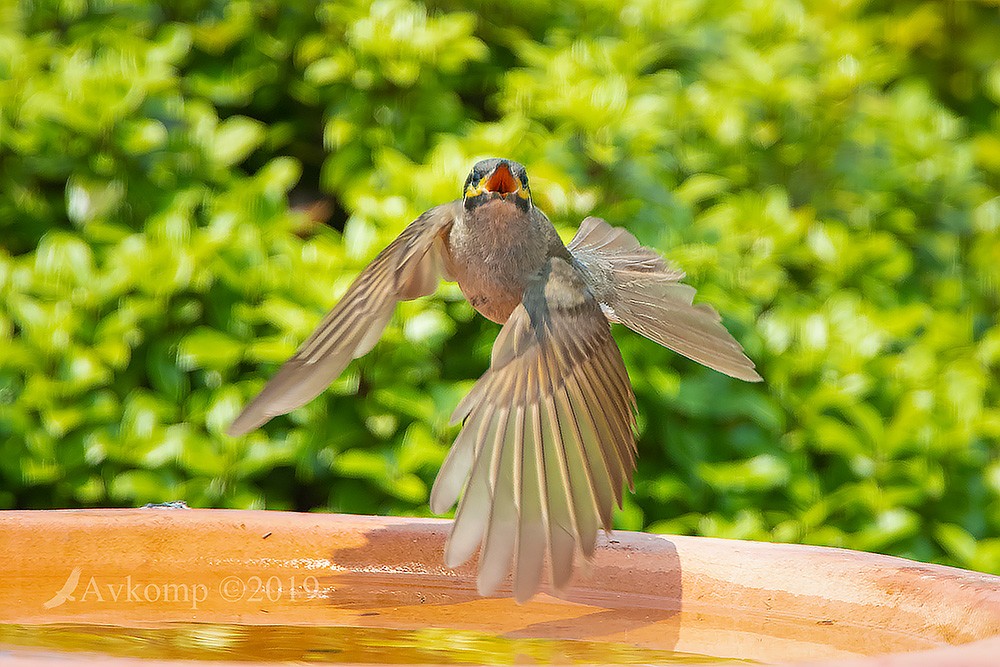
(228, 158, 762, 602)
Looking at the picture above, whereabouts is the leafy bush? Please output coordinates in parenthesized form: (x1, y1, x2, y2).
(2, 0, 999, 574)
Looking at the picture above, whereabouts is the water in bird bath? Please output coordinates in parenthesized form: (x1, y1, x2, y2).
(0, 622, 746, 664)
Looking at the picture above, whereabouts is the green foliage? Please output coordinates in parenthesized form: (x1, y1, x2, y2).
(2, 0, 999, 573)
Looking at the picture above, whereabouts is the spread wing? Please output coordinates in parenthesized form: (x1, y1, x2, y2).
(228, 202, 462, 436)
(430, 257, 636, 602)
(568, 216, 761, 382)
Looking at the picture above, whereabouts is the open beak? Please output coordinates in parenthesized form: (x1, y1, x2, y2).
(482, 163, 520, 195)
(466, 162, 528, 201)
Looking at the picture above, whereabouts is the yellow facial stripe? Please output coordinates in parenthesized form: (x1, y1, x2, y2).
(464, 175, 529, 199)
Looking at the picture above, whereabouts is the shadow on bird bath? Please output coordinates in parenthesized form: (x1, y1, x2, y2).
(326, 519, 683, 647)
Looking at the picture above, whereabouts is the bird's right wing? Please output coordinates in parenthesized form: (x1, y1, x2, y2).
(228, 202, 462, 436)
(568, 216, 761, 382)
(430, 257, 636, 602)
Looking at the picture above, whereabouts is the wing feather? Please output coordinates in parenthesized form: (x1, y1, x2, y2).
(228, 202, 461, 436)
(568, 216, 761, 382)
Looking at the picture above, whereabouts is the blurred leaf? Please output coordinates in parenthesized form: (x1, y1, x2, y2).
(211, 116, 266, 167)
(177, 328, 242, 371)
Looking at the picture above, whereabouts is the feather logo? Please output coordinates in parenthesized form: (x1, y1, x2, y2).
(43, 567, 82, 609)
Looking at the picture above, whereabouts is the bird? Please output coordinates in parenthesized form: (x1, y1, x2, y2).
(228, 158, 762, 602)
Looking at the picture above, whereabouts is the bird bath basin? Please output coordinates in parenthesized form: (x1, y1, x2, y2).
(0, 509, 998, 666)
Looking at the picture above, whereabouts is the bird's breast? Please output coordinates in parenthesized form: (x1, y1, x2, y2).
(445, 203, 553, 323)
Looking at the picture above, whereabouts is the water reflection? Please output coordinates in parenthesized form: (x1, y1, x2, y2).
(0, 622, 748, 664)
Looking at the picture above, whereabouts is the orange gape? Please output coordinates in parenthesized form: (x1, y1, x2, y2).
(484, 161, 520, 194)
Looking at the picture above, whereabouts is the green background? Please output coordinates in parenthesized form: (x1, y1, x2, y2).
(2, 0, 999, 575)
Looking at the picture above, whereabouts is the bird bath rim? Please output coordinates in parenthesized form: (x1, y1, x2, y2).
(0, 508, 998, 666)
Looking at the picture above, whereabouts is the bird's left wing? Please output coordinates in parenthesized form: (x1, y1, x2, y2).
(228, 202, 462, 436)
(568, 216, 761, 382)
(430, 256, 636, 602)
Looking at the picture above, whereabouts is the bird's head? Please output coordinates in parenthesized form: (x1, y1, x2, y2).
(463, 158, 531, 212)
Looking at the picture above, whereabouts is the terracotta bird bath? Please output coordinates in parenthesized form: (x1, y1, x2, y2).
(0, 509, 998, 665)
